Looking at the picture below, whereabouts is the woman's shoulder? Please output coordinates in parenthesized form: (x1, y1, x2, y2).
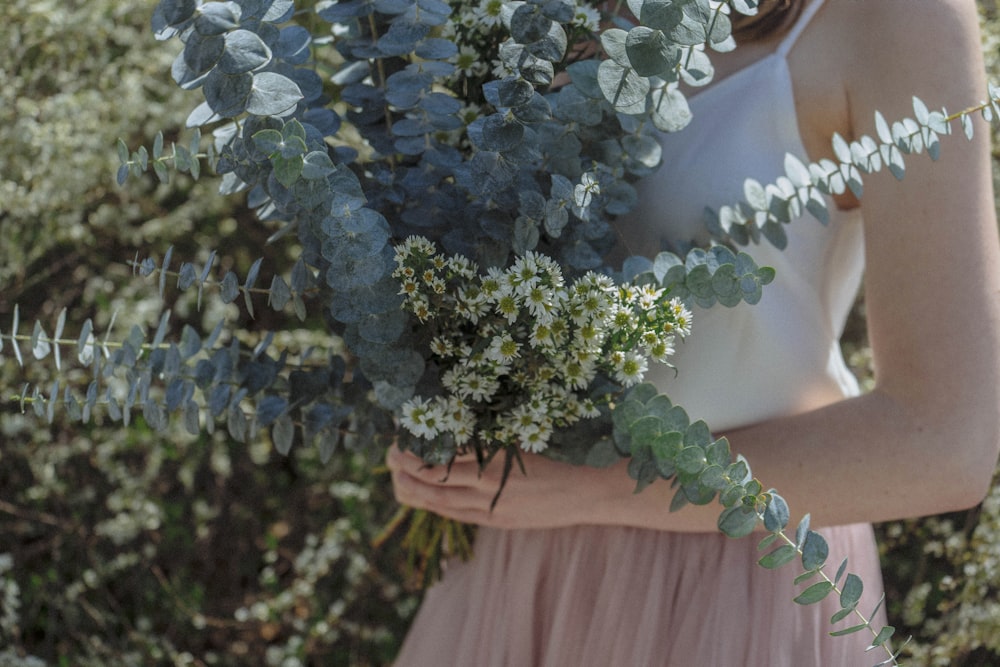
(790, 0, 984, 155)
(817, 0, 983, 108)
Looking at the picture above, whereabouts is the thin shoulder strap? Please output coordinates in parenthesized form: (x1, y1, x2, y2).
(776, 0, 826, 57)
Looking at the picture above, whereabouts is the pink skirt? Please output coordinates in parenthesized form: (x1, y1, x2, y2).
(393, 523, 887, 666)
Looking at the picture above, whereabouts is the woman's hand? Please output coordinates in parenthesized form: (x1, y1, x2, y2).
(386, 445, 612, 530)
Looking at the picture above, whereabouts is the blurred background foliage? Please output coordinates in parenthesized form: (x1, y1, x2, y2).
(2, 0, 1000, 665)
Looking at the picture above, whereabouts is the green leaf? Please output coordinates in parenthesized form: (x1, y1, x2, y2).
(31, 321, 51, 360)
(273, 154, 304, 187)
(830, 607, 855, 625)
(794, 570, 818, 586)
(719, 482, 745, 508)
(757, 532, 779, 551)
(829, 622, 868, 637)
(628, 414, 664, 443)
(794, 581, 834, 605)
(840, 573, 864, 610)
(697, 464, 727, 490)
(795, 514, 811, 548)
(717, 504, 758, 538)
(868, 625, 895, 649)
(762, 492, 789, 532)
(834, 557, 848, 585)
(625, 26, 678, 78)
(597, 60, 649, 115)
(676, 445, 707, 476)
(704, 437, 731, 467)
(247, 72, 302, 116)
(758, 544, 797, 569)
(253, 128, 284, 154)
(801, 530, 829, 571)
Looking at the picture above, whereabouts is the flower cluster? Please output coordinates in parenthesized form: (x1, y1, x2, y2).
(392, 236, 691, 454)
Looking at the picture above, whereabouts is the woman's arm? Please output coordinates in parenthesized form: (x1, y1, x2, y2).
(387, 0, 1000, 533)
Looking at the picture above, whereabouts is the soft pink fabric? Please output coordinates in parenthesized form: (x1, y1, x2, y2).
(395, 524, 887, 666)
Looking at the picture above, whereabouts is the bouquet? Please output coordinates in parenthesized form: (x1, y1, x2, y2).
(12, 0, 777, 574)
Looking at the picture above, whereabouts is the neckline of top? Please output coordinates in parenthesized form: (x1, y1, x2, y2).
(685, 50, 783, 105)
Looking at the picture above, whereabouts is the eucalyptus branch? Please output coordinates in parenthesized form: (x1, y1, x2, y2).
(708, 84, 1000, 249)
(126, 246, 320, 320)
(614, 382, 904, 665)
(116, 129, 211, 186)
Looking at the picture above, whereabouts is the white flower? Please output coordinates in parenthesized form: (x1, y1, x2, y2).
(519, 425, 550, 453)
(645, 335, 676, 363)
(473, 0, 506, 28)
(459, 369, 499, 402)
(494, 291, 520, 323)
(452, 44, 489, 78)
(486, 332, 520, 363)
(573, 4, 601, 32)
(559, 354, 597, 390)
(399, 397, 443, 439)
(441, 397, 476, 445)
(613, 351, 648, 386)
(637, 283, 664, 310)
(430, 336, 455, 357)
(579, 397, 602, 419)
(523, 283, 559, 322)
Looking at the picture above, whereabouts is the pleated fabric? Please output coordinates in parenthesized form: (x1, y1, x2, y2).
(394, 523, 887, 667)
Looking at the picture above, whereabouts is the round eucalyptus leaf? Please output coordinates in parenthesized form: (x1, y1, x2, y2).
(512, 93, 551, 123)
(468, 151, 517, 193)
(194, 1, 242, 35)
(276, 25, 312, 64)
(801, 530, 829, 571)
(670, 12, 707, 46)
(219, 29, 272, 74)
(415, 37, 457, 60)
(526, 22, 567, 62)
(256, 395, 287, 427)
(359, 308, 407, 345)
(510, 3, 552, 43)
(317, 0, 374, 22)
(326, 246, 393, 290)
(649, 85, 692, 132)
(385, 70, 433, 109)
(625, 27, 677, 77)
(183, 32, 225, 76)
(377, 20, 430, 57)
(793, 581, 834, 606)
(301, 151, 336, 180)
(419, 91, 462, 116)
(597, 61, 649, 114)
(680, 47, 714, 87)
(481, 114, 524, 152)
(717, 504, 759, 538)
(204, 70, 253, 116)
(758, 544, 798, 570)
(159, 0, 198, 25)
(246, 72, 302, 116)
(633, 0, 683, 32)
(762, 492, 790, 532)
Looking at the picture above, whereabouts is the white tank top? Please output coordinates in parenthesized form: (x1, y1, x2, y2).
(617, 0, 866, 431)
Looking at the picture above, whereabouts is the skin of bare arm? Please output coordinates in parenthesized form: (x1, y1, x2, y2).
(386, 0, 1000, 533)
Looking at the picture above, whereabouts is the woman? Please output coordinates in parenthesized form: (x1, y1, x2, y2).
(387, 0, 1000, 664)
